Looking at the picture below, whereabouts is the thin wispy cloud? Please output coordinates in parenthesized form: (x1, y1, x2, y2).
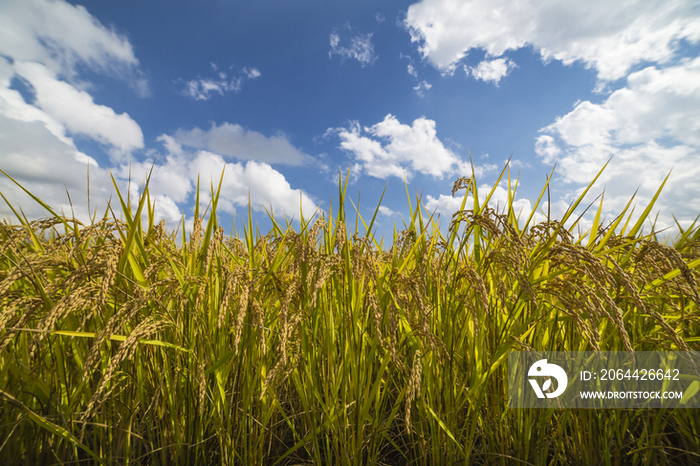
(400, 53, 418, 77)
(413, 80, 432, 96)
(181, 64, 260, 100)
(243, 67, 261, 79)
(184, 76, 242, 100)
(329, 25, 377, 67)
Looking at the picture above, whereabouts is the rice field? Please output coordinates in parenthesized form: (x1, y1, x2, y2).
(1, 165, 699, 465)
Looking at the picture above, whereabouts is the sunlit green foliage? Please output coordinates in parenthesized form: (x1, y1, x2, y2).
(1, 165, 699, 465)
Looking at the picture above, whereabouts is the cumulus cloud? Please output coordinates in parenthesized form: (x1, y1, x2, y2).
(405, 0, 700, 81)
(425, 182, 570, 231)
(173, 122, 314, 166)
(536, 57, 700, 230)
(112, 131, 320, 228)
(13, 61, 143, 155)
(466, 58, 516, 85)
(333, 114, 494, 181)
(329, 26, 377, 67)
(0, 0, 145, 159)
(377, 206, 398, 217)
(405, 0, 700, 233)
(0, 0, 149, 224)
(189, 151, 318, 219)
(0, 0, 147, 93)
(0, 0, 313, 231)
(0, 115, 111, 221)
(335, 114, 461, 179)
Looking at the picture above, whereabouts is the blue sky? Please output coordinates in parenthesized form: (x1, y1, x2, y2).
(1, 0, 699, 241)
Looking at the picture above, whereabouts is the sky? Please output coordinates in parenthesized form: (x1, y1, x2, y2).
(1, 0, 699, 243)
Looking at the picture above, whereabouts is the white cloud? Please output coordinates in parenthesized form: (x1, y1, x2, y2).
(0, 115, 116, 223)
(184, 76, 242, 100)
(405, 0, 700, 81)
(173, 122, 314, 166)
(98, 137, 319, 229)
(424, 193, 466, 219)
(336, 114, 460, 179)
(401, 53, 419, 77)
(378, 205, 398, 217)
(413, 80, 432, 96)
(13, 61, 143, 155)
(0, 0, 145, 160)
(187, 151, 319, 219)
(0, 0, 149, 224)
(425, 182, 571, 231)
(0, 72, 72, 148)
(243, 67, 261, 79)
(0, 0, 147, 93)
(150, 194, 184, 226)
(536, 58, 700, 230)
(117, 148, 193, 205)
(405, 0, 700, 234)
(334, 114, 497, 181)
(466, 58, 516, 85)
(455, 160, 498, 179)
(181, 64, 260, 100)
(0, 0, 315, 233)
(329, 27, 377, 67)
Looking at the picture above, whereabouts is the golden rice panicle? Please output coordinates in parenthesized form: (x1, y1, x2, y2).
(333, 220, 345, 256)
(451, 176, 470, 196)
(189, 217, 202, 255)
(367, 291, 384, 347)
(217, 270, 240, 329)
(405, 349, 422, 434)
(279, 279, 299, 363)
(81, 317, 166, 439)
(233, 280, 250, 354)
(197, 361, 207, 416)
(460, 260, 489, 314)
(99, 241, 122, 307)
(310, 256, 339, 308)
(510, 335, 535, 352)
(547, 243, 634, 352)
(202, 225, 223, 273)
(0, 296, 43, 352)
(638, 241, 700, 308)
(29, 288, 90, 358)
(81, 294, 148, 378)
(0, 267, 27, 300)
(252, 298, 266, 356)
(295, 216, 325, 267)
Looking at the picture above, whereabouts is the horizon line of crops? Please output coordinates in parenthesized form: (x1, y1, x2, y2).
(1, 163, 699, 465)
